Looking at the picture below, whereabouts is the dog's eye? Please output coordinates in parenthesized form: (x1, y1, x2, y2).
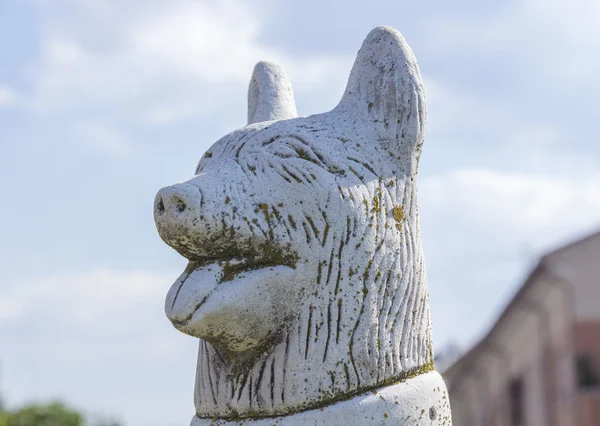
(264, 139, 324, 167)
(268, 144, 298, 158)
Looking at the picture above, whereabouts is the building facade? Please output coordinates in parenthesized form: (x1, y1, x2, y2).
(444, 230, 600, 426)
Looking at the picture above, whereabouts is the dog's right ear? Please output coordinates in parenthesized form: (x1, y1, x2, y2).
(334, 26, 426, 163)
(248, 61, 298, 124)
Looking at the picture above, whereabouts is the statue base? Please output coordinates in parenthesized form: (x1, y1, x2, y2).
(191, 371, 452, 425)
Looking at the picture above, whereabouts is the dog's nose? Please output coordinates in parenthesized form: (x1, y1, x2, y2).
(154, 183, 202, 236)
(155, 184, 199, 216)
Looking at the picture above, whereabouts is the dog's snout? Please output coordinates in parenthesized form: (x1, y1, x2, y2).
(154, 183, 201, 223)
(154, 182, 208, 259)
(155, 191, 192, 217)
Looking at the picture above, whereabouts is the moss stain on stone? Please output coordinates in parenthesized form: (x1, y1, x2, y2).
(392, 205, 404, 230)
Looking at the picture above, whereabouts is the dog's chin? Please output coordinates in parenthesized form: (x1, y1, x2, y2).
(165, 261, 303, 353)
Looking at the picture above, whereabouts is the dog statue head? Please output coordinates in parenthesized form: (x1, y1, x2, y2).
(154, 26, 433, 419)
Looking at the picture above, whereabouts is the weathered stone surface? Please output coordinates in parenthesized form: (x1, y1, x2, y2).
(191, 372, 450, 425)
(154, 25, 451, 425)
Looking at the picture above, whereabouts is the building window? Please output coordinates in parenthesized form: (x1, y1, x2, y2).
(508, 377, 525, 426)
(576, 354, 599, 389)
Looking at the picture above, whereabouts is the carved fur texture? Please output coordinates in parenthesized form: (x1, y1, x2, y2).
(154, 26, 433, 420)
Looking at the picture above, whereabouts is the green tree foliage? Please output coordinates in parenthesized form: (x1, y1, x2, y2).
(0, 401, 82, 426)
(0, 402, 7, 425)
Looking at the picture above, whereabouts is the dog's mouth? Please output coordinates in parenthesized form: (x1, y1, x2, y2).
(187, 238, 299, 284)
(165, 238, 299, 332)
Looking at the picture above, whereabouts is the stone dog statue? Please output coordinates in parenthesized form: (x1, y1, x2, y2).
(154, 26, 452, 425)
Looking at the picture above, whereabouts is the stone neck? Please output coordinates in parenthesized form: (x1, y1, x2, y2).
(191, 371, 451, 425)
(193, 225, 433, 418)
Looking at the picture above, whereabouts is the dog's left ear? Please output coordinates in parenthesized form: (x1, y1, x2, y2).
(248, 61, 298, 124)
(335, 26, 426, 160)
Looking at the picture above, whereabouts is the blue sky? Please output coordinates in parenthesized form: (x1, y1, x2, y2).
(1, 0, 599, 425)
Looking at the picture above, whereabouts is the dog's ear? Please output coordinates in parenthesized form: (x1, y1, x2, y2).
(248, 61, 298, 124)
(334, 27, 426, 161)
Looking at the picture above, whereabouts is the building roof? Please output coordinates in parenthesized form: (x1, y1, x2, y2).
(443, 227, 600, 385)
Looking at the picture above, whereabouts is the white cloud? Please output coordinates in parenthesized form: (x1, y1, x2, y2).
(427, 0, 600, 50)
(421, 168, 600, 250)
(421, 166, 600, 349)
(0, 85, 16, 108)
(424, 0, 600, 84)
(71, 122, 135, 158)
(44, 39, 84, 65)
(523, 0, 600, 45)
(0, 268, 172, 328)
(22, 0, 350, 123)
(424, 77, 513, 134)
(1, 268, 197, 426)
(423, 76, 599, 179)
